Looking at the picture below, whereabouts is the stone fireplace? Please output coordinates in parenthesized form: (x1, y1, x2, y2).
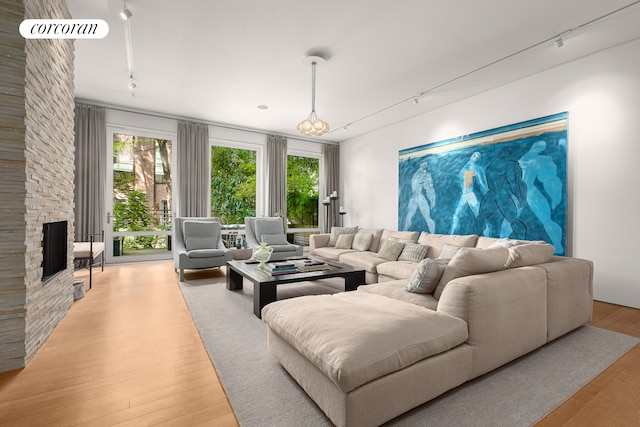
(0, 0, 76, 372)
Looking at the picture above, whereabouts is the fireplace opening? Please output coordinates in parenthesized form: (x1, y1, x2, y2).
(42, 220, 68, 284)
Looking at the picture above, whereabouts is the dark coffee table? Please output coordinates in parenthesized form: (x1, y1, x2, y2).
(226, 257, 366, 318)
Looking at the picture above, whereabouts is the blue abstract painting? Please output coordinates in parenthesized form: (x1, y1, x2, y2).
(399, 112, 568, 255)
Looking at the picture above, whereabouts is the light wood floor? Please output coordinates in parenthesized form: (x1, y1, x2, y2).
(1, 261, 639, 426)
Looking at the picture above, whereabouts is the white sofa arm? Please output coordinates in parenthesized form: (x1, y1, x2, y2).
(309, 233, 331, 254)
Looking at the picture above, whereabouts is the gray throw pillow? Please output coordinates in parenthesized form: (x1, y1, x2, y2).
(375, 239, 405, 261)
(328, 226, 359, 246)
(261, 233, 289, 246)
(335, 233, 355, 249)
(406, 258, 449, 294)
(398, 243, 430, 263)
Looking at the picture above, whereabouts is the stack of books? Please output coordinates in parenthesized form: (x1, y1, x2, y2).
(264, 262, 299, 276)
(290, 258, 330, 272)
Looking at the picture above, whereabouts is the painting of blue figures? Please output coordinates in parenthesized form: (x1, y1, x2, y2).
(399, 112, 568, 255)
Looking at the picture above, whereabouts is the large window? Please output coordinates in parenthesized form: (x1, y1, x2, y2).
(287, 154, 319, 229)
(210, 145, 257, 224)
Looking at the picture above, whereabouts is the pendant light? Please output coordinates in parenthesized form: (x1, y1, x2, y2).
(297, 55, 329, 136)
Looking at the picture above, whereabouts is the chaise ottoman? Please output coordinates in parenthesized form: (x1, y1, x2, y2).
(262, 292, 472, 427)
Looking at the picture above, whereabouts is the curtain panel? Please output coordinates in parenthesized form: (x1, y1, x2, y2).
(266, 134, 287, 217)
(177, 121, 210, 217)
(321, 144, 339, 233)
(73, 103, 106, 240)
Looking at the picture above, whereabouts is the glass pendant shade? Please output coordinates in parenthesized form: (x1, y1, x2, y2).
(298, 57, 329, 136)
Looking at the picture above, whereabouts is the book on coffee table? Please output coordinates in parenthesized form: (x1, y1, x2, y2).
(265, 262, 300, 275)
(290, 258, 330, 272)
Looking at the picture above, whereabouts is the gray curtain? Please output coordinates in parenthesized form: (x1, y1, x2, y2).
(266, 134, 287, 217)
(177, 121, 209, 217)
(74, 103, 106, 240)
(321, 144, 340, 232)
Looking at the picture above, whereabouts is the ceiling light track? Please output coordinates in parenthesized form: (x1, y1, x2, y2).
(333, 0, 640, 134)
(121, 1, 135, 96)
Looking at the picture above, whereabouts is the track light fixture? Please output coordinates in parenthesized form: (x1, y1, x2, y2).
(297, 55, 330, 137)
(120, 3, 133, 20)
(554, 37, 564, 48)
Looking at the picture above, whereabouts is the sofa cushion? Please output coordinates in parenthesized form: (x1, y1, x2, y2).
(438, 243, 464, 260)
(418, 233, 478, 259)
(183, 220, 220, 251)
(406, 258, 449, 294)
(335, 233, 356, 249)
(340, 251, 389, 274)
(488, 238, 530, 248)
(262, 292, 468, 393)
(328, 226, 359, 246)
(434, 247, 510, 299)
(376, 260, 419, 281)
(186, 248, 227, 258)
(356, 228, 384, 252)
(376, 239, 405, 261)
(380, 230, 419, 247)
(358, 280, 438, 310)
(260, 233, 288, 246)
(398, 243, 430, 262)
(312, 247, 355, 260)
(352, 232, 373, 251)
(505, 242, 555, 268)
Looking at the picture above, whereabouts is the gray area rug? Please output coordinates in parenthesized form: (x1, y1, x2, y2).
(178, 269, 639, 427)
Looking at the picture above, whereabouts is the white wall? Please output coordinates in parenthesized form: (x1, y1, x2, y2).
(340, 39, 640, 308)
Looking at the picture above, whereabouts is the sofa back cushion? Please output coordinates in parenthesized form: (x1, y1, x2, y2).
(505, 242, 555, 268)
(328, 226, 359, 246)
(418, 232, 479, 259)
(379, 230, 419, 249)
(433, 246, 510, 299)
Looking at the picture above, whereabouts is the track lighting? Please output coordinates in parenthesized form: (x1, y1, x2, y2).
(554, 37, 564, 48)
(120, 3, 132, 20)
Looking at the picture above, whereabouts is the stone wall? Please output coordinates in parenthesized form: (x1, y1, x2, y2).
(0, 0, 75, 372)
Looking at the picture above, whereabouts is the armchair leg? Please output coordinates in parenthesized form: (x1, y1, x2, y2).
(179, 268, 184, 282)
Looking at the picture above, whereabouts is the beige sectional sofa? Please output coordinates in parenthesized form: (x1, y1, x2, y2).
(263, 228, 594, 427)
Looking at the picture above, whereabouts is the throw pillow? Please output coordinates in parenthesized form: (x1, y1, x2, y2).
(254, 218, 284, 241)
(406, 258, 449, 294)
(260, 233, 289, 246)
(398, 243, 430, 263)
(433, 247, 510, 299)
(504, 242, 555, 268)
(335, 233, 356, 249)
(328, 226, 359, 246)
(352, 233, 373, 251)
(183, 220, 220, 251)
(376, 239, 405, 261)
(438, 243, 463, 260)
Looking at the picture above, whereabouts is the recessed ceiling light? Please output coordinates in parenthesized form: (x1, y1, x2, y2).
(257, 105, 268, 110)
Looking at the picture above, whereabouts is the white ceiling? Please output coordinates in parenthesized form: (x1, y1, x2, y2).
(66, 0, 640, 142)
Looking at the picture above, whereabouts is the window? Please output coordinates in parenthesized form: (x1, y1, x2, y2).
(210, 145, 257, 224)
(286, 154, 319, 229)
